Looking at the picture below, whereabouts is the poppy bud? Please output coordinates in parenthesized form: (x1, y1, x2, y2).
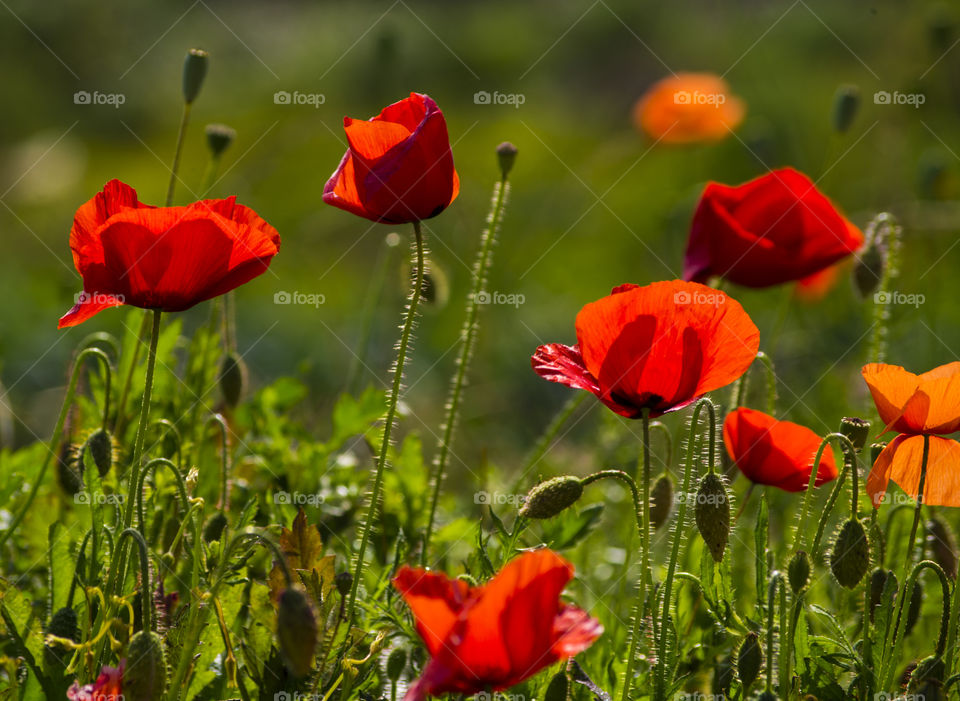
(904, 580, 923, 636)
(927, 517, 958, 579)
(853, 244, 885, 298)
(57, 442, 83, 496)
(788, 550, 811, 594)
(737, 631, 762, 689)
(830, 518, 870, 588)
(839, 417, 870, 451)
(205, 123, 236, 158)
(335, 572, 352, 598)
(44, 606, 78, 671)
(386, 648, 406, 682)
(649, 473, 674, 531)
(277, 588, 318, 678)
(203, 511, 228, 543)
(544, 670, 568, 701)
(869, 568, 891, 621)
(910, 655, 946, 697)
(123, 630, 167, 701)
(869, 442, 887, 467)
(160, 552, 176, 574)
(831, 84, 860, 134)
(420, 262, 449, 310)
(496, 141, 518, 179)
(519, 476, 584, 519)
(219, 351, 246, 408)
(694, 472, 731, 563)
(182, 48, 209, 104)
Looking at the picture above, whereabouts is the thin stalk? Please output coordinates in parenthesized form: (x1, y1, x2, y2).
(346, 222, 425, 626)
(166, 103, 192, 206)
(116, 528, 152, 632)
(516, 392, 589, 482)
(793, 433, 856, 557)
(114, 311, 151, 437)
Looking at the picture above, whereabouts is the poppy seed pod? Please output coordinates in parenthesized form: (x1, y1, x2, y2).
(926, 517, 958, 578)
(737, 631, 762, 689)
(496, 141, 518, 178)
(386, 648, 406, 682)
(277, 588, 318, 678)
(831, 84, 860, 134)
(788, 550, 811, 594)
(830, 518, 870, 588)
(123, 630, 167, 701)
(695, 472, 730, 563)
(839, 417, 871, 452)
(869, 442, 887, 467)
(649, 473, 674, 530)
(205, 123, 236, 158)
(219, 352, 246, 408)
(182, 48, 209, 104)
(519, 476, 584, 519)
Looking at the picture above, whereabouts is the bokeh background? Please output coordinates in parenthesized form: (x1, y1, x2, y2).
(3, 0, 960, 487)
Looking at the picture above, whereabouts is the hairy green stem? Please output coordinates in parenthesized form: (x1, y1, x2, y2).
(166, 103, 192, 207)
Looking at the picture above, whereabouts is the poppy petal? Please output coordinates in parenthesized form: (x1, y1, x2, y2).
(868, 435, 960, 508)
(552, 605, 604, 657)
(861, 363, 922, 433)
(393, 566, 471, 657)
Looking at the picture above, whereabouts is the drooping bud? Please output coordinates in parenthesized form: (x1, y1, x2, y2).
(870, 568, 891, 621)
(695, 472, 731, 563)
(123, 630, 167, 701)
(831, 84, 860, 134)
(203, 511, 228, 543)
(905, 580, 923, 636)
(496, 142, 518, 179)
(277, 588, 318, 678)
(182, 48, 209, 104)
(910, 655, 946, 699)
(927, 517, 958, 579)
(839, 417, 870, 452)
(830, 518, 870, 588)
(56, 442, 83, 496)
(788, 550, 811, 594)
(544, 670, 569, 701)
(649, 473, 674, 531)
(519, 476, 584, 519)
(386, 648, 406, 682)
(853, 242, 885, 299)
(43, 606, 78, 672)
(335, 571, 353, 598)
(219, 351, 246, 409)
(737, 631, 762, 689)
(205, 123, 236, 158)
(757, 692, 778, 701)
(85, 428, 115, 477)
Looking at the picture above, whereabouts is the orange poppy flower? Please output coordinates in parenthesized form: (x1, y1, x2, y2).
(633, 72, 745, 144)
(393, 550, 601, 700)
(724, 407, 837, 492)
(862, 362, 960, 507)
(533, 280, 760, 418)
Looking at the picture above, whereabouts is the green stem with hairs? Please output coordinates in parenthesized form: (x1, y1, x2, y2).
(424, 176, 510, 565)
(792, 432, 857, 557)
(166, 103, 192, 207)
(115, 528, 152, 632)
(346, 221, 425, 626)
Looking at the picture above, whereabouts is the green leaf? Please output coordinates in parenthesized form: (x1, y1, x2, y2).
(549, 503, 605, 550)
(47, 523, 74, 613)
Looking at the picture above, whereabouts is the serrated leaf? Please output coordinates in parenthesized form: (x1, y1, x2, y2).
(269, 508, 325, 601)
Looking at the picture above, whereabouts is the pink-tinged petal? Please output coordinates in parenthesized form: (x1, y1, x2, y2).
(552, 605, 603, 657)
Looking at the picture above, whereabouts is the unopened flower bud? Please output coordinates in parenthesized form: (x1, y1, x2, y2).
(927, 517, 958, 579)
(870, 568, 891, 621)
(386, 648, 406, 682)
(788, 550, 811, 594)
(695, 472, 730, 563)
(182, 48, 209, 104)
(219, 351, 246, 408)
(870, 442, 887, 467)
(853, 244, 885, 298)
(123, 630, 167, 701)
(203, 511, 228, 543)
(57, 442, 83, 496)
(277, 588, 318, 678)
(905, 580, 923, 636)
(335, 571, 353, 598)
(839, 417, 870, 451)
(831, 84, 860, 134)
(44, 606, 78, 671)
(910, 654, 946, 697)
(420, 262, 449, 309)
(649, 473, 674, 531)
(205, 123, 236, 158)
(496, 142, 518, 179)
(544, 670, 569, 701)
(85, 428, 115, 477)
(737, 631, 762, 689)
(519, 476, 584, 519)
(830, 518, 870, 588)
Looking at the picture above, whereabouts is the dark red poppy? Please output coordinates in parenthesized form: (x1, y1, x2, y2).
(723, 407, 838, 492)
(323, 93, 459, 224)
(533, 280, 759, 418)
(393, 549, 601, 700)
(683, 168, 863, 288)
(59, 180, 281, 328)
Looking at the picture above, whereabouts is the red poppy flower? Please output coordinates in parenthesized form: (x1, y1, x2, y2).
(393, 549, 601, 700)
(632, 72, 745, 144)
(323, 93, 459, 224)
(723, 407, 837, 492)
(68, 660, 124, 700)
(683, 168, 863, 288)
(862, 362, 960, 507)
(59, 180, 281, 328)
(532, 280, 759, 418)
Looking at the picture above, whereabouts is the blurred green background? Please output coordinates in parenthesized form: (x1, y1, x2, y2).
(2, 0, 960, 485)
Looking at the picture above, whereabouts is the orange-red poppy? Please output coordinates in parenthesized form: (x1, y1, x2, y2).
(724, 407, 837, 492)
(684, 168, 864, 289)
(68, 660, 124, 700)
(633, 72, 745, 144)
(323, 92, 459, 224)
(393, 550, 601, 700)
(533, 280, 760, 418)
(862, 362, 960, 507)
(59, 180, 280, 328)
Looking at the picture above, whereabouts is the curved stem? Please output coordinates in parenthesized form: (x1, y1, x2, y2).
(424, 178, 509, 565)
(346, 222, 425, 626)
(136, 458, 189, 537)
(206, 413, 231, 511)
(147, 419, 182, 468)
(648, 421, 673, 468)
(0, 347, 111, 550)
(116, 528, 152, 632)
(794, 432, 857, 557)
